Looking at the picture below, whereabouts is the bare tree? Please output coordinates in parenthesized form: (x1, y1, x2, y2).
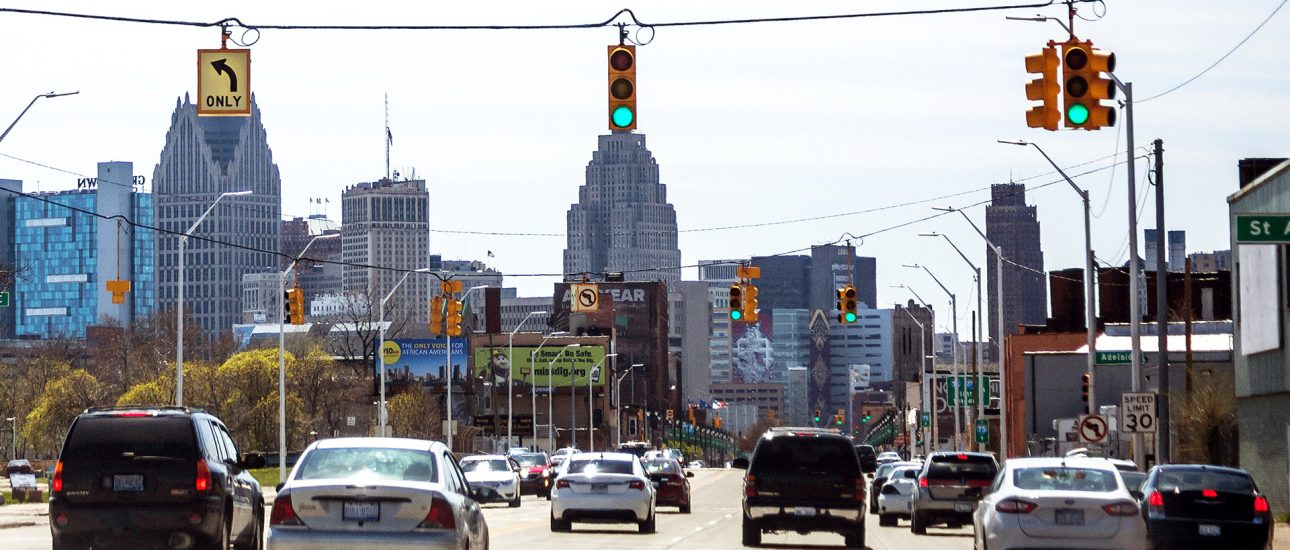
(322, 289, 415, 377)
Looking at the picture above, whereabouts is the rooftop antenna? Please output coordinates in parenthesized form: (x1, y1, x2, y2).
(384, 93, 392, 181)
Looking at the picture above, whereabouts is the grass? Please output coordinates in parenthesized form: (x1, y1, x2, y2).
(249, 468, 284, 490)
(1277, 512, 1290, 524)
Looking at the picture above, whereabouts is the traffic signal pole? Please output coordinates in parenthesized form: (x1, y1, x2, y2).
(1109, 76, 1145, 469)
(1153, 138, 1169, 464)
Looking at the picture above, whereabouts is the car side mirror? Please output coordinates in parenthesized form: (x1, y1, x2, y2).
(241, 453, 266, 470)
(732, 457, 750, 470)
(1130, 490, 1144, 501)
(685, 471, 695, 478)
(275, 482, 285, 492)
(468, 484, 488, 501)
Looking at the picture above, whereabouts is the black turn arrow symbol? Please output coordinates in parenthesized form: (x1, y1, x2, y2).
(210, 59, 238, 92)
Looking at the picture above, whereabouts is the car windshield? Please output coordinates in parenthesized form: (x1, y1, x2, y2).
(751, 437, 860, 476)
(926, 454, 996, 480)
(512, 453, 547, 467)
(1013, 467, 1119, 492)
(461, 459, 511, 473)
(643, 460, 680, 475)
(294, 448, 438, 482)
(889, 467, 920, 480)
(1155, 470, 1255, 494)
(1120, 472, 1148, 492)
(565, 459, 634, 475)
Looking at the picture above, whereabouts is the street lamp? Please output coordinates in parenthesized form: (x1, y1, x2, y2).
(277, 233, 338, 482)
(378, 267, 431, 437)
(893, 284, 937, 455)
(615, 363, 643, 447)
(5, 417, 15, 461)
(508, 310, 547, 445)
(904, 263, 962, 450)
(444, 283, 488, 451)
(0, 91, 79, 145)
(574, 353, 616, 451)
(547, 344, 581, 451)
(529, 332, 570, 447)
(922, 232, 987, 448)
(177, 189, 252, 407)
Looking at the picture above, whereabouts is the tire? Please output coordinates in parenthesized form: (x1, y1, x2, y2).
(911, 511, 927, 535)
(870, 495, 879, 514)
(879, 513, 896, 527)
(638, 512, 656, 534)
(741, 517, 761, 547)
(680, 503, 691, 514)
(236, 507, 264, 550)
(549, 513, 571, 532)
(202, 515, 231, 550)
(509, 492, 522, 508)
(948, 521, 962, 529)
(844, 526, 865, 549)
(52, 535, 87, 550)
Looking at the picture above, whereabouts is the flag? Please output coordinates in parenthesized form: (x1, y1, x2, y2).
(712, 399, 727, 409)
(487, 250, 494, 257)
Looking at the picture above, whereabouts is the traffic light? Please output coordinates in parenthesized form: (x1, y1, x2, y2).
(834, 413, 844, 426)
(1062, 39, 1117, 130)
(607, 44, 637, 131)
(728, 284, 743, 321)
(1081, 372, 1091, 403)
(429, 295, 444, 335)
(445, 298, 463, 337)
(1024, 44, 1060, 130)
(813, 408, 822, 424)
(743, 284, 759, 323)
(836, 285, 858, 324)
(285, 288, 305, 325)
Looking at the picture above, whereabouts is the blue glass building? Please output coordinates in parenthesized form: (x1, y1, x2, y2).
(10, 161, 154, 338)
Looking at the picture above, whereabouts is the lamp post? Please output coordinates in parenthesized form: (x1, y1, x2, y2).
(615, 363, 643, 447)
(378, 267, 431, 437)
(905, 264, 961, 450)
(574, 353, 616, 452)
(278, 233, 338, 482)
(894, 283, 937, 454)
(547, 344, 581, 451)
(922, 232, 987, 449)
(528, 332, 570, 448)
(444, 283, 488, 452)
(508, 310, 546, 445)
(999, 140, 1097, 418)
(0, 91, 79, 145)
(176, 190, 252, 407)
(5, 417, 15, 461)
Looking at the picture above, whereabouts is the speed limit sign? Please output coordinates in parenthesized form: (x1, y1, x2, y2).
(1120, 392, 1157, 433)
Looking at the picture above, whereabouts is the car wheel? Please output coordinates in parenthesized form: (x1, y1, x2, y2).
(638, 512, 656, 534)
(202, 514, 232, 550)
(870, 495, 879, 514)
(509, 492, 521, 508)
(52, 535, 87, 550)
(741, 517, 761, 547)
(947, 521, 963, 529)
(680, 503, 691, 514)
(549, 513, 570, 532)
(910, 511, 927, 535)
(843, 526, 865, 549)
(879, 513, 896, 527)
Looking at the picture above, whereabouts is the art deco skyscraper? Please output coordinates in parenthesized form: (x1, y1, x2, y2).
(153, 94, 282, 338)
(985, 183, 1047, 353)
(564, 133, 681, 284)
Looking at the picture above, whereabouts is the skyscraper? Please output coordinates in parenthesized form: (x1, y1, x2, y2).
(750, 255, 810, 310)
(809, 244, 877, 313)
(153, 95, 281, 339)
(985, 183, 1046, 352)
(340, 177, 429, 324)
(563, 133, 680, 284)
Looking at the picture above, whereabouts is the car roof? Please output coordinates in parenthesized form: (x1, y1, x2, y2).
(1003, 456, 1121, 470)
(78, 405, 211, 419)
(1150, 464, 1249, 476)
(569, 452, 637, 462)
(309, 437, 445, 453)
(461, 454, 509, 461)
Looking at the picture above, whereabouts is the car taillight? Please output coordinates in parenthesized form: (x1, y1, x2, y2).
(855, 478, 866, 502)
(269, 494, 303, 526)
(995, 499, 1037, 514)
(195, 459, 210, 493)
(957, 453, 968, 460)
(51, 461, 64, 493)
(918, 476, 928, 488)
(556, 479, 569, 489)
(744, 475, 756, 498)
(1147, 491, 1165, 508)
(1255, 496, 1270, 513)
(1102, 501, 1139, 516)
(629, 480, 646, 490)
(418, 497, 457, 529)
(1202, 489, 1218, 498)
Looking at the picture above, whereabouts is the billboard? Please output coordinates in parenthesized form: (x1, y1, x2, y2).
(731, 309, 774, 383)
(380, 338, 469, 384)
(472, 345, 607, 388)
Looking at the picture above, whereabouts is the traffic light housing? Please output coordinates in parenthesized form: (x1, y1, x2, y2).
(1081, 372, 1091, 403)
(1024, 44, 1060, 131)
(285, 288, 305, 325)
(607, 44, 637, 131)
(743, 284, 759, 323)
(429, 295, 444, 336)
(445, 298, 464, 337)
(728, 284, 743, 321)
(834, 413, 844, 426)
(813, 408, 822, 424)
(837, 285, 858, 324)
(1062, 39, 1117, 130)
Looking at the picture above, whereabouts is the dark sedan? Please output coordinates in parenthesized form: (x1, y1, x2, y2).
(644, 458, 692, 513)
(1142, 464, 1273, 550)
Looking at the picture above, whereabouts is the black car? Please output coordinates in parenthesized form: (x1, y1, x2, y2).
(49, 406, 266, 550)
(1142, 464, 1273, 550)
(736, 427, 865, 548)
(854, 444, 878, 474)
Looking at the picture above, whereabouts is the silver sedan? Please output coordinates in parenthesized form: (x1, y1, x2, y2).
(267, 437, 489, 550)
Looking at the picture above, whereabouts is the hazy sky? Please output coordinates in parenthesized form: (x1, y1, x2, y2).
(2, 1, 1287, 337)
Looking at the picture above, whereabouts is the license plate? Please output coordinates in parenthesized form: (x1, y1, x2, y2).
(794, 507, 816, 517)
(1199, 524, 1221, 536)
(112, 474, 144, 492)
(1055, 509, 1085, 526)
(954, 503, 973, 513)
(342, 501, 380, 521)
(592, 483, 608, 494)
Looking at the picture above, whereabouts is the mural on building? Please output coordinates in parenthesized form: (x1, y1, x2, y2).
(731, 310, 774, 383)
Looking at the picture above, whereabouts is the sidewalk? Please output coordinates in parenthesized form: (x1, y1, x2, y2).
(1278, 522, 1289, 550)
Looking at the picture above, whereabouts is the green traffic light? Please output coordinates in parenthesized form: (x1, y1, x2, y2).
(844, 312, 857, 323)
(730, 309, 742, 321)
(611, 105, 634, 128)
(1067, 103, 1090, 125)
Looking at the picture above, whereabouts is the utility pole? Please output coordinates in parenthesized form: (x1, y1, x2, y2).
(1153, 138, 1170, 464)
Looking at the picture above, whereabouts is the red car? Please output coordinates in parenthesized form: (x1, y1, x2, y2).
(511, 452, 554, 497)
(644, 458, 693, 513)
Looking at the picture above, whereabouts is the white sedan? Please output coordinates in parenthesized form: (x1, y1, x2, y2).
(460, 455, 522, 508)
(550, 452, 657, 533)
(877, 465, 921, 526)
(267, 437, 489, 550)
(974, 457, 1146, 550)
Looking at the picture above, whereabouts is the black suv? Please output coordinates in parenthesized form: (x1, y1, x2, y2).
(49, 406, 266, 550)
(736, 427, 866, 548)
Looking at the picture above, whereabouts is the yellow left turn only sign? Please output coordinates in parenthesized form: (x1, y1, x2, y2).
(197, 49, 250, 116)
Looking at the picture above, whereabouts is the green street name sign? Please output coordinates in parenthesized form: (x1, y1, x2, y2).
(1095, 350, 1132, 365)
(0, 291, 9, 307)
(1236, 214, 1290, 244)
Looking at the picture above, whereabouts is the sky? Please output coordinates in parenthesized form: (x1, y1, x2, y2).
(1, 0, 1287, 338)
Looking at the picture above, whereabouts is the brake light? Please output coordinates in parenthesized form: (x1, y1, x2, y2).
(855, 478, 866, 502)
(52, 461, 64, 493)
(629, 480, 646, 490)
(195, 459, 210, 493)
(418, 497, 456, 529)
(1103, 501, 1139, 516)
(744, 475, 756, 497)
(1255, 496, 1270, 513)
(957, 453, 968, 460)
(1147, 491, 1165, 508)
(114, 412, 152, 417)
(918, 476, 928, 488)
(269, 494, 302, 526)
(556, 479, 569, 489)
(995, 499, 1037, 514)
(1202, 489, 1218, 498)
